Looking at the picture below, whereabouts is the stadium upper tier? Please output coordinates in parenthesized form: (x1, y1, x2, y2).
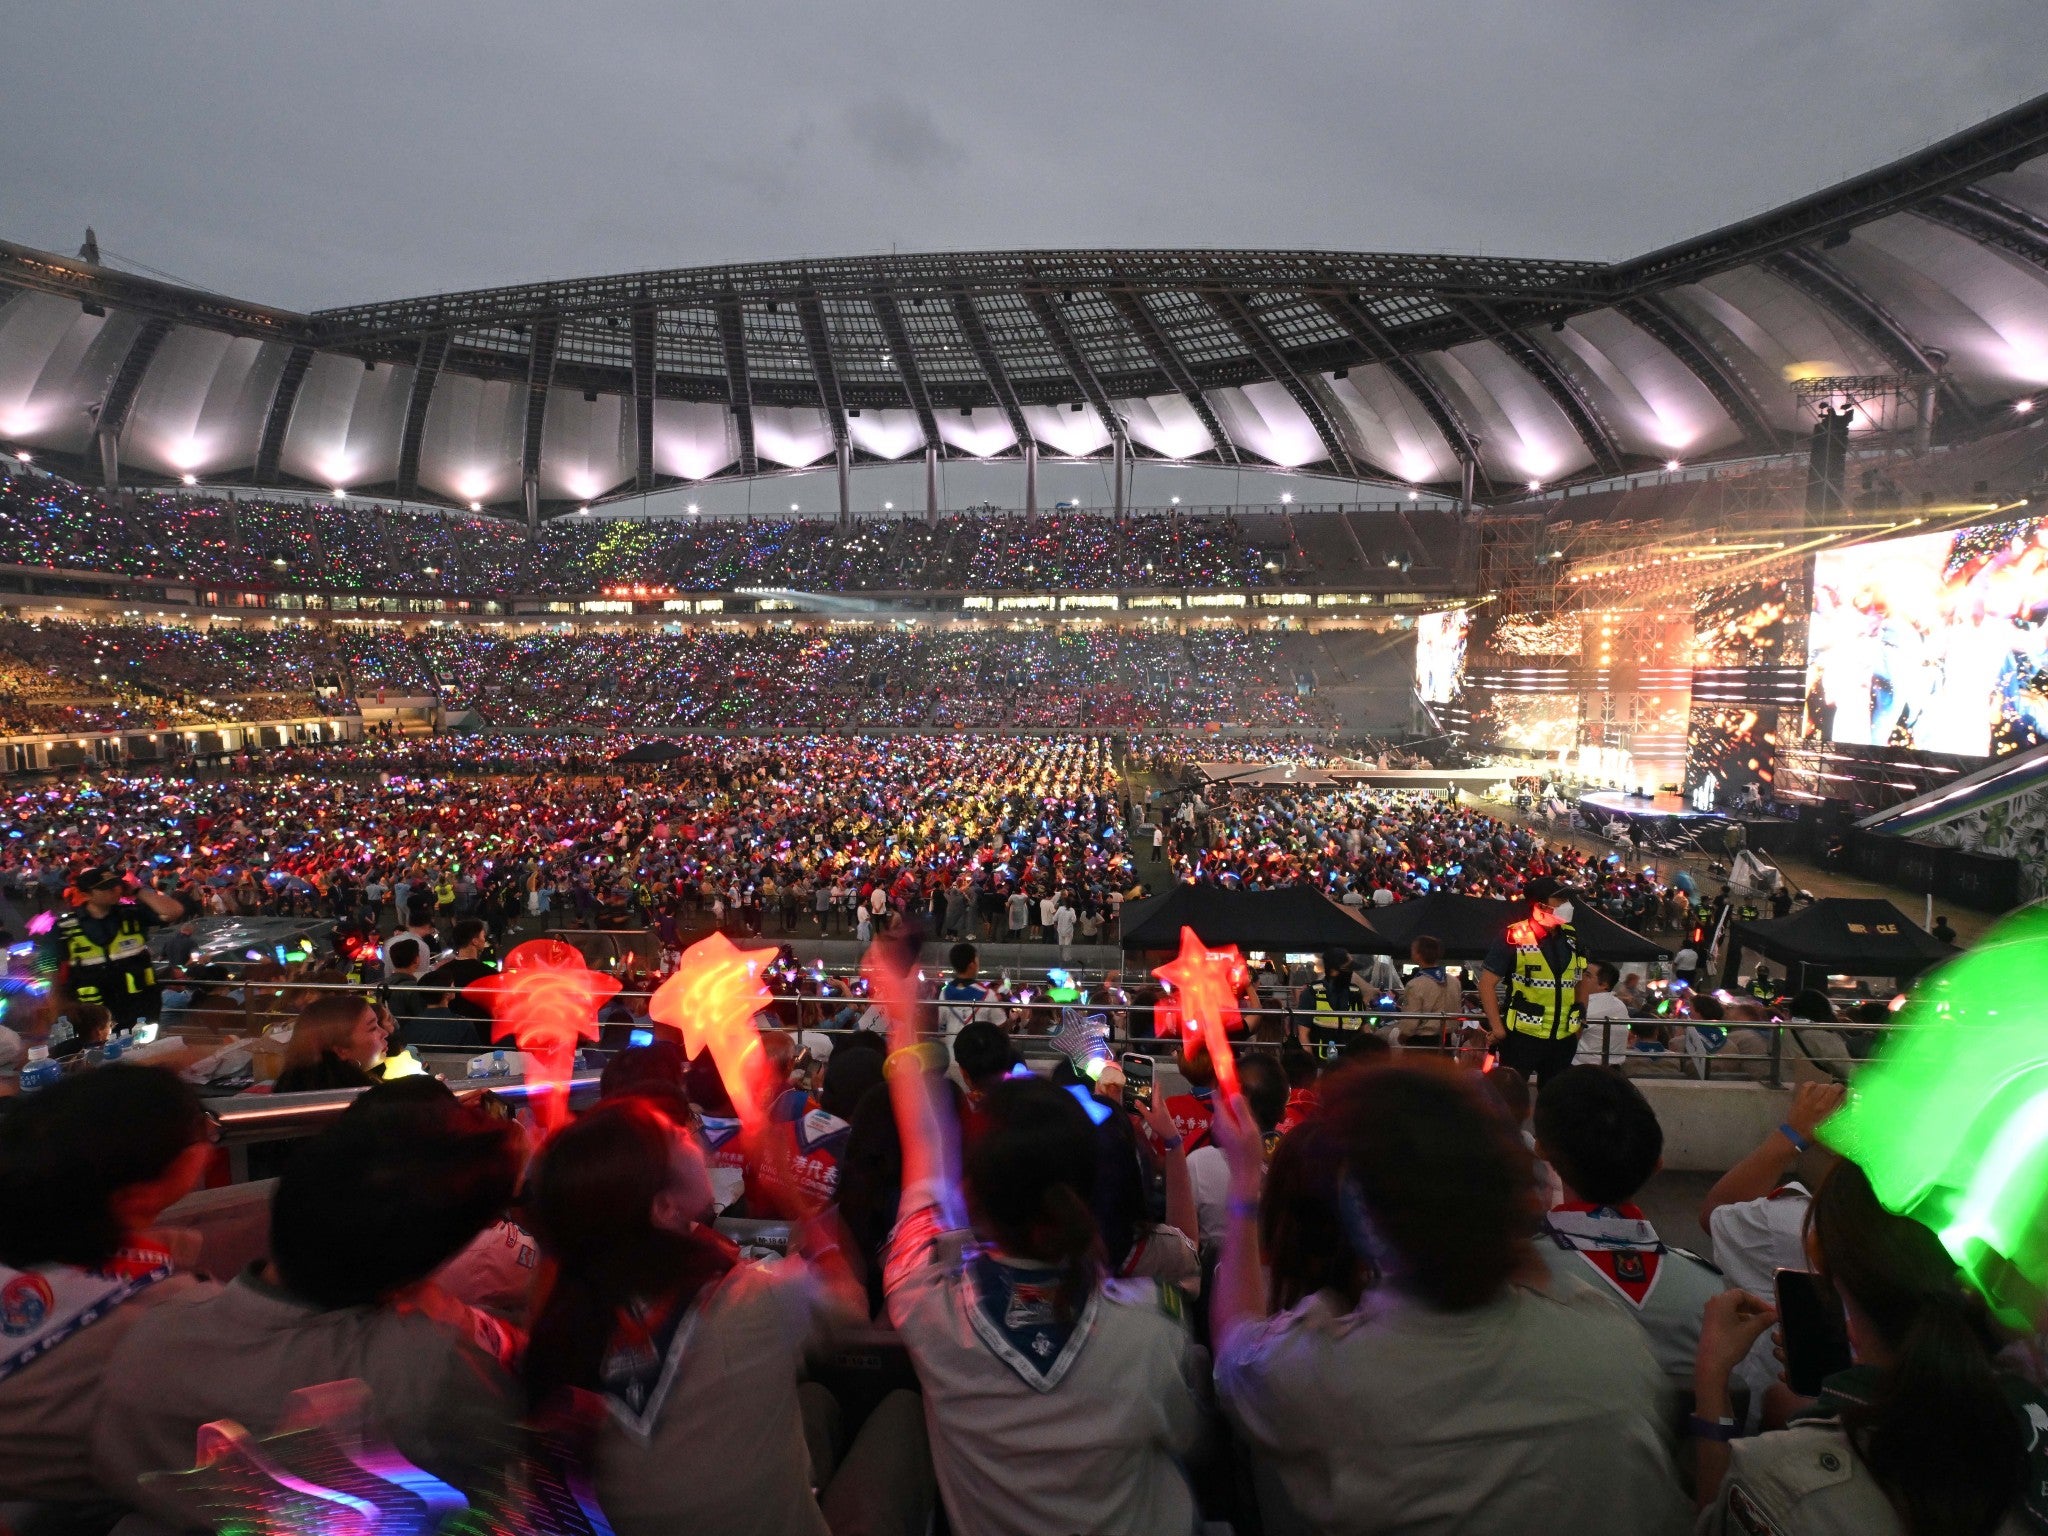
(3, 96, 2047, 516)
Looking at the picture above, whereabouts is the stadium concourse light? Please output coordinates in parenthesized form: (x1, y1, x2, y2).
(1407, 490, 1419, 501)
(13, 452, 28, 463)
(1665, 459, 1682, 472)
(1170, 496, 1180, 505)
(469, 500, 482, 512)
(1528, 479, 1542, 491)
(181, 473, 197, 485)
(687, 503, 700, 513)
(1280, 493, 1293, 504)
(2020, 399, 2037, 414)
(884, 501, 894, 510)
(331, 487, 347, 498)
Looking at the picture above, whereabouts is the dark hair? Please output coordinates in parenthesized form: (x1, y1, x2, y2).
(1238, 1052, 1289, 1135)
(836, 1081, 909, 1318)
(1322, 1062, 1533, 1311)
(600, 1042, 692, 1122)
(270, 1083, 520, 1308)
(832, 1030, 886, 1061)
(1589, 960, 1620, 990)
(1278, 1041, 1320, 1090)
(1790, 989, 1838, 1023)
(1320, 947, 1352, 975)
(1089, 1096, 1151, 1273)
(0, 1066, 209, 1268)
(1262, 1117, 1363, 1312)
(1531, 1066, 1661, 1205)
(450, 919, 487, 952)
(821, 1045, 885, 1120)
(387, 937, 421, 971)
(1810, 1161, 2023, 1536)
(1691, 993, 1726, 1022)
(951, 1021, 1017, 1089)
(1341, 1034, 1392, 1067)
(963, 1077, 1102, 1322)
(524, 1098, 737, 1407)
(1483, 1063, 1531, 1127)
(684, 1046, 736, 1117)
(1411, 935, 1443, 966)
(949, 941, 978, 975)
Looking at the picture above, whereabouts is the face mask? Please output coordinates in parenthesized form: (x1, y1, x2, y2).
(1550, 901, 1574, 925)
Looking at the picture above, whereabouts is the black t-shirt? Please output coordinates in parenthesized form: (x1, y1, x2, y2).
(418, 957, 497, 1020)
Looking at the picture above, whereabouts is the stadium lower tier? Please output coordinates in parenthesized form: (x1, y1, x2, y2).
(0, 617, 1373, 736)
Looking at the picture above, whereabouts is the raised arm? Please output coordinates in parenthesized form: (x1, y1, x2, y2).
(1697, 1081, 1845, 1235)
(1208, 1091, 1268, 1356)
(866, 931, 965, 1229)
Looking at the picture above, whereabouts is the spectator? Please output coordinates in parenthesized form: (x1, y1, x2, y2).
(0, 1068, 217, 1509)
(525, 1095, 929, 1536)
(1532, 1067, 1723, 1383)
(1212, 1062, 1690, 1534)
(1258, 1116, 1363, 1314)
(1573, 961, 1635, 1067)
(273, 993, 392, 1093)
(876, 938, 1203, 1536)
(951, 1019, 1019, 1105)
(1693, 1160, 2037, 1534)
(94, 1083, 524, 1525)
(418, 919, 496, 1020)
(1397, 936, 1458, 1046)
(937, 942, 998, 1038)
(1188, 1050, 1287, 1250)
(1930, 914, 1956, 946)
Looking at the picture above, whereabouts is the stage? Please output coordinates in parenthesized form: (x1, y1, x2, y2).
(1576, 790, 1803, 856)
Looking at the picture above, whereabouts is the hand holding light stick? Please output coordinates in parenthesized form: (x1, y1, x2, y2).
(648, 932, 778, 1136)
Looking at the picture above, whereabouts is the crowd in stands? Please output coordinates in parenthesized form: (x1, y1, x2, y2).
(0, 615, 1334, 735)
(0, 924, 2034, 1535)
(0, 475, 1344, 596)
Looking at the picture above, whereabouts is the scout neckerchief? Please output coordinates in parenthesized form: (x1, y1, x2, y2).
(0, 1244, 176, 1384)
(1542, 1202, 1666, 1307)
(964, 1251, 1100, 1393)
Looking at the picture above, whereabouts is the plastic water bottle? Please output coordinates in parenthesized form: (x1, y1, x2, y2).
(18, 1047, 60, 1093)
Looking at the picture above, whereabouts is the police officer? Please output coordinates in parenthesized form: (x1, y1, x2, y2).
(1478, 878, 1589, 1083)
(42, 866, 188, 1029)
(1294, 946, 1365, 1054)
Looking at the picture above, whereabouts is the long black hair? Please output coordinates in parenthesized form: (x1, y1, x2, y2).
(963, 1077, 1103, 1322)
(523, 1098, 737, 1410)
(1810, 1160, 2023, 1536)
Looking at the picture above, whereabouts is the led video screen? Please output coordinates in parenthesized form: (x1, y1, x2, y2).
(1806, 517, 2048, 758)
(1414, 609, 1468, 704)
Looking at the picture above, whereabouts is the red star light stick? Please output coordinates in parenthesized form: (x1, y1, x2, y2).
(464, 939, 617, 1135)
(1152, 925, 1245, 1099)
(649, 931, 778, 1133)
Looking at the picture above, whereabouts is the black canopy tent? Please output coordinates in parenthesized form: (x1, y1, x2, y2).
(614, 740, 689, 763)
(1119, 883, 1378, 953)
(1354, 892, 1671, 964)
(1720, 898, 1954, 994)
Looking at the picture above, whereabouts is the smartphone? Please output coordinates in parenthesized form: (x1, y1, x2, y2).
(627, 1026, 654, 1049)
(1120, 1051, 1156, 1111)
(1775, 1269, 1853, 1396)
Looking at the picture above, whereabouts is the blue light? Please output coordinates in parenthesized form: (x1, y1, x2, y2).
(1066, 1084, 1113, 1126)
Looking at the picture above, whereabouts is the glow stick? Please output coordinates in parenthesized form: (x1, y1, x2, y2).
(463, 938, 616, 1135)
(1152, 925, 1245, 1098)
(649, 931, 777, 1132)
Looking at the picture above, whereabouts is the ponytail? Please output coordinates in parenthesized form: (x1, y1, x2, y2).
(1812, 1163, 2023, 1536)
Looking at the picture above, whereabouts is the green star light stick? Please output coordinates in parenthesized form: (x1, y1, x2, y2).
(1822, 905, 2048, 1330)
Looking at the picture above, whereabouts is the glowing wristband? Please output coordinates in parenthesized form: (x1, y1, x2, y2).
(1226, 1194, 1260, 1221)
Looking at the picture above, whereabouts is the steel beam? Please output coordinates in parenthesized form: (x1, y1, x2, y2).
(1021, 287, 1126, 455)
(520, 313, 560, 518)
(394, 329, 450, 502)
(1613, 295, 1781, 454)
(94, 316, 173, 492)
(796, 294, 849, 449)
(630, 301, 656, 491)
(869, 289, 941, 455)
(1313, 289, 1485, 488)
(1917, 188, 2048, 277)
(1106, 289, 1239, 464)
(1763, 248, 1975, 429)
(715, 292, 757, 476)
(1451, 299, 1626, 478)
(1205, 291, 1360, 478)
(253, 345, 314, 486)
(949, 289, 1031, 449)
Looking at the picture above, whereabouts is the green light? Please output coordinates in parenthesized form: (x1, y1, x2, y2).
(1822, 905, 2048, 1329)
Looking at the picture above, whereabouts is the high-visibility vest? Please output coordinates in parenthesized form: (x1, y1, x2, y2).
(55, 907, 156, 1006)
(1308, 980, 1366, 1034)
(1503, 923, 1587, 1040)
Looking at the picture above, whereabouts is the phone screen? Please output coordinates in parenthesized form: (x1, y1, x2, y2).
(1775, 1269, 1852, 1396)
(1119, 1051, 1156, 1111)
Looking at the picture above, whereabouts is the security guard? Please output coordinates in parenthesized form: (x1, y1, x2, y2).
(1294, 947, 1366, 1054)
(1479, 878, 1590, 1083)
(42, 866, 188, 1029)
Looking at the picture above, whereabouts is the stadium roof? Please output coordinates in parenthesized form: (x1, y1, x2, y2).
(3, 93, 2047, 516)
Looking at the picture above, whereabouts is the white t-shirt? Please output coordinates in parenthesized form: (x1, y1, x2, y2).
(1573, 993, 1634, 1065)
(1673, 947, 1699, 973)
(1709, 1182, 1813, 1423)
(1187, 1144, 1232, 1251)
(1055, 906, 1077, 944)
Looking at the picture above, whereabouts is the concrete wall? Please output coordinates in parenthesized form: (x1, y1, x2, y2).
(1635, 1080, 1794, 1172)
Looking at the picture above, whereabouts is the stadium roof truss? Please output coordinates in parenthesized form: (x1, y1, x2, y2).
(2, 92, 2046, 515)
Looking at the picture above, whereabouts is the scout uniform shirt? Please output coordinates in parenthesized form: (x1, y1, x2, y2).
(1538, 1201, 1725, 1382)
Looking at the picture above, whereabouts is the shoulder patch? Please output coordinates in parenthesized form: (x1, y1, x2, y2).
(1099, 1276, 1188, 1325)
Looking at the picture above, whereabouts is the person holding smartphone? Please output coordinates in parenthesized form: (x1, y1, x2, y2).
(1693, 1160, 2041, 1535)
